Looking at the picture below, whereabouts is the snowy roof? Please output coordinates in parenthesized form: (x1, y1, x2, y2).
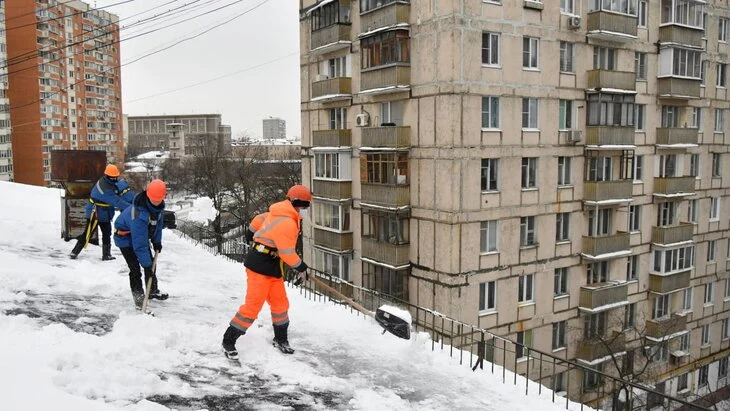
(580, 249, 633, 260)
(358, 23, 410, 39)
(135, 150, 169, 159)
(310, 93, 352, 102)
(358, 85, 411, 95)
(586, 87, 637, 95)
(305, 0, 335, 15)
(125, 166, 150, 173)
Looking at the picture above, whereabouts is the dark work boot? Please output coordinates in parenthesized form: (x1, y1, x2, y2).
(101, 244, 115, 261)
(132, 292, 144, 310)
(222, 326, 244, 360)
(69, 239, 84, 259)
(272, 323, 294, 354)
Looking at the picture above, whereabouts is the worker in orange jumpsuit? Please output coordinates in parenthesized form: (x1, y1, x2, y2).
(222, 185, 312, 358)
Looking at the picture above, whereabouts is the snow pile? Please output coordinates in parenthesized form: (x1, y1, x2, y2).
(184, 196, 218, 224)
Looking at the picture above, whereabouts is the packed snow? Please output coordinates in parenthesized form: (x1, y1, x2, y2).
(0, 181, 588, 410)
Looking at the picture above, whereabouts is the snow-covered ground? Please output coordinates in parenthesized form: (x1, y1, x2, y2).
(0, 181, 587, 410)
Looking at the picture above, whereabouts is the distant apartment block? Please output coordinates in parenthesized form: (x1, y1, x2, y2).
(126, 114, 232, 159)
(0, 1, 12, 182)
(6, 0, 123, 186)
(262, 116, 286, 139)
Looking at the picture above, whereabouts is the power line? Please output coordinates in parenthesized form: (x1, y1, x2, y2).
(1, 0, 136, 30)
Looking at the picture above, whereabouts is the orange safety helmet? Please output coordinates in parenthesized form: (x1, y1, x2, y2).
(286, 185, 312, 202)
(146, 179, 167, 203)
(104, 164, 120, 177)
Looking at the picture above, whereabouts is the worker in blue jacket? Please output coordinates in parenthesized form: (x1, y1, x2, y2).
(116, 179, 136, 203)
(70, 164, 131, 260)
(114, 179, 168, 308)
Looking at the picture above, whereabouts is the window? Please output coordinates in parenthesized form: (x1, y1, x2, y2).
(635, 104, 645, 131)
(480, 220, 498, 253)
(701, 60, 707, 85)
(682, 287, 693, 312)
(481, 158, 499, 191)
(587, 94, 635, 127)
(482, 96, 500, 129)
(708, 240, 716, 262)
(658, 48, 702, 78)
(522, 37, 539, 69)
(583, 363, 604, 391)
(687, 199, 698, 222)
(652, 245, 695, 273)
(712, 153, 721, 177)
(479, 281, 496, 312)
(698, 364, 709, 387)
(588, 208, 612, 236)
(327, 56, 347, 77)
(559, 100, 574, 129)
(704, 282, 714, 305)
(522, 98, 539, 129)
(554, 267, 568, 296)
(718, 64, 727, 87)
(516, 330, 532, 359)
(680, 333, 690, 351)
(638, 0, 648, 27)
(715, 109, 725, 132)
(722, 18, 730, 42)
(518, 274, 534, 302)
(553, 372, 565, 393)
(653, 294, 669, 319)
(588, 156, 614, 182)
(313, 248, 351, 281)
(692, 107, 703, 129)
(587, 261, 608, 284)
(556, 212, 570, 242)
(626, 255, 639, 281)
(552, 321, 566, 350)
(313, 201, 351, 232)
(690, 153, 699, 178)
(329, 107, 347, 129)
(624, 303, 636, 329)
(723, 319, 730, 341)
(590, 0, 637, 14)
(363, 152, 408, 185)
(560, 0, 575, 14)
(629, 206, 641, 232)
(584, 312, 606, 339)
(315, 152, 350, 180)
(658, 154, 677, 177)
(657, 201, 677, 226)
(362, 261, 408, 299)
(633, 155, 643, 180)
(557, 156, 571, 186)
(482, 32, 500, 66)
(661, 106, 679, 128)
(520, 216, 537, 246)
(560, 42, 574, 73)
(701, 324, 710, 346)
(593, 47, 616, 70)
(710, 197, 720, 220)
(521, 157, 537, 188)
(726, 278, 730, 299)
(635, 52, 647, 80)
(360, 30, 409, 69)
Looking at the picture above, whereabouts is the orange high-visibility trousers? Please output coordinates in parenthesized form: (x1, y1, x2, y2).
(229, 269, 290, 333)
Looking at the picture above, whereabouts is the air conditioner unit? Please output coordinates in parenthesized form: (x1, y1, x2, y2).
(356, 113, 370, 127)
(568, 16, 582, 29)
(670, 351, 688, 365)
(567, 130, 583, 143)
(315, 74, 330, 82)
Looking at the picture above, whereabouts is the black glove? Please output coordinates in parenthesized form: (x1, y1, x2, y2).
(245, 228, 255, 243)
(153, 243, 162, 253)
(292, 262, 309, 286)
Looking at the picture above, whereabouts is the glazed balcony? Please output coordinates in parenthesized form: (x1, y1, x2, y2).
(361, 182, 409, 208)
(582, 232, 631, 258)
(360, 1, 410, 33)
(361, 126, 410, 148)
(659, 25, 704, 49)
(585, 126, 635, 147)
(312, 179, 352, 200)
(313, 227, 353, 251)
(311, 23, 351, 52)
(655, 128, 699, 147)
(653, 176, 696, 196)
(360, 65, 410, 93)
(361, 236, 409, 267)
(577, 332, 626, 361)
(651, 222, 694, 245)
(583, 180, 633, 203)
(649, 270, 691, 294)
(579, 281, 629, 311)
(311, 77, 352, 101)
(586, 11, 638, 41)
(646, 313, 687, 339)
(586, 69, 636, 91)
(657, 77, 701, 99)
(312, 129, 351, 147)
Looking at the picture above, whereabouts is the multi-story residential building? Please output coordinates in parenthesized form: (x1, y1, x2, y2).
(5, 0, 123, 186)
(0, 0, 13, 182)
(299, 0, 730, 406)
(126, 114, 232, 159)
(263, 116, 287, 139)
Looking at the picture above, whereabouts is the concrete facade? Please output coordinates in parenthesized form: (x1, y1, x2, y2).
(262, 117, 287, 139)
(0, 0, 12, 182)
(126, 114, 232, 159)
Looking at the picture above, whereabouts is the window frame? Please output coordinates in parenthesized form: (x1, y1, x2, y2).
(520, 216, 537, 246)
(479, 280, 497, 313)
(552, 321, 567, 350)
(482, 32, 501, 66)
(481, 96, 500, 129)
(481, 158, 499, 192)
(554, 267, 568, 296)
(522, 37, 540, 70)
(557, 156, 572, 186)
(521, 157, 538, 188)
(518, 273, 535, 303)
(556, 212, 570, 242)
(480, 220, 498, 253)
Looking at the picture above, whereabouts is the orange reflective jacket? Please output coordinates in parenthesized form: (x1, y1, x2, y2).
(245, 200, 303, 278)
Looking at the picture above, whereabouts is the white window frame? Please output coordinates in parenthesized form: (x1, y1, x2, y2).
(556, 212, 570, 242)
(479, 280, 497, 313)
(717, 63, 727, 88)
(635, 52, 647, 80)
(313, 248, 351, 281)
(690, 153, 700, 178)
(560, 42, 574, 73)
(715, 109, 725, 132)
(627, 255, 639, 281)
(710, 197, 720, 221)
(712, 153, 721, 177)
(708, 240, 716, 262)
(522, 98, 539, 129)
(682, 287, 693, 312)
(557, 156, 571, 186)
(482, 32, 500, 67)
(480, 220, 498, 253)
(481, 158, 499, 192)
(552, 321, 566, 350)
(522, 37, 539, 70)
(701, 324, 710, 346)
(554, 267, 568, 296)
(518, 273, 535, 303)
(560, 0, 575, 15)
(559, 100, 574, 130)
(720, 18, 729, 42)
(704, 282, 715, 305)
(638, 0, 648, 27)
(314, 150, 352, 181)
(482, 96, 500, 129)
(635, 104, 645, 131)
(653, 294, 670, 319)
(629, 205, 641, 232)
(521, 157, 538, 188)
(520, 216, 537, 246)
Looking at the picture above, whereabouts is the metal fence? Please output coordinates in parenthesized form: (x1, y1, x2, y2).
(172, 221, 710, 411)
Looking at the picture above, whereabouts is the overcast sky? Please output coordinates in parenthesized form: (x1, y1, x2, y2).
(96, 0, 300, 139)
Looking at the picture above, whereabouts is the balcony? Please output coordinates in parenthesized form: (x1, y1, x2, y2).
(586, 11, 638, 41)
(649, 270, 691, 294)
(659, 25, 704, 49)
(655, 128, 699, 147)
(361, 183, 409, 208)
(360, 1, 410, 33)
(361, 126, 410, 148)
(657, 77, 701, 99)
(646, 314, 688, 340)
(311, 23, 351, 53)
(577, 332, 626, 361)
(582, 232, 631, 259)
(312, 179, 352, 200)
(583, 180, 633, 204)
(311, 77, 352, 102)
(586, 69, 636, 91)
(313, 227, 353, 252)
(361, 236, 409, 267)
(579, 281, 628, 311)
(360, 65, 410, 94)
(585, 126, 635, 147)
(312, 129, 351, 147)
(653, 176, 696, 197)
(651, 222, 694, 245)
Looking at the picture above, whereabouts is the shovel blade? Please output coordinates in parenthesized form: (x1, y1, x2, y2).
(375, 307, 411, 340)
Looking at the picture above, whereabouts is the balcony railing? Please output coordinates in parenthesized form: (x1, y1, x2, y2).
(586, 69, 636, 91)
(361, 183, 409, 207)
(361, 236, 409, 267)
(312, 129, 351, 147)
(582, 232, 631, 257)
(312, 179, 352, 199)
(313, 227, 353, 251)
(360, 65, 410, 93)
(651, 222, 694, 245)
(577, 332, 626, 361)
(579, 281, 628, 311)
(653, 176, 696, 196)
(360, 1, 410, 33)
(646, 313, 688, 339)
(655, 127, 699, 146)
(583, 180, 633, 203)
(586, 11, 638, 40)
(649, 270, 691, 294)
(659, 25, 704, 49)
(312, 77, 352, 100)
(585, 126, 635, 146)
(311, 23, 351, 51)
(657, 77, 701, 99)
(361, 126, 410, 148)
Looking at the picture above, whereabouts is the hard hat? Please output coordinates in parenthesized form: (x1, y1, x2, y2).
(104, 164, 120, 177)
(146, 179, 167, 203)
(286, 185, 312, 202)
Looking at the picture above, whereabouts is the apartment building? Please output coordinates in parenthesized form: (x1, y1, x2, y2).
(126, 114, 232, 159)
(0, 0, 12, 182)
(299, 0, 730, 406)
(5, 0, 123, 186)
(262, 116, 287, 139)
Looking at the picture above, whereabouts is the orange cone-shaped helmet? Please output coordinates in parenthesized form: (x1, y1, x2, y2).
(104, 164, 120, 177)
(147, 179, 167, 203)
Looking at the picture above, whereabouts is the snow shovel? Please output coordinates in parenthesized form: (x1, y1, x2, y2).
(309, 275, 411, 340)
(140, 251, 159, 315)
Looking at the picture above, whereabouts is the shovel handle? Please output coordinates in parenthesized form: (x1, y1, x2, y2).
(310, 275, 374, 318)
(141, 250, 158, 314)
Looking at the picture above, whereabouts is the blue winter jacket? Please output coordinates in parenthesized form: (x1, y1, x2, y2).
(84, 176, 132, 222)
(113, 192, 165, 269)
(116, 179, 136, 203)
